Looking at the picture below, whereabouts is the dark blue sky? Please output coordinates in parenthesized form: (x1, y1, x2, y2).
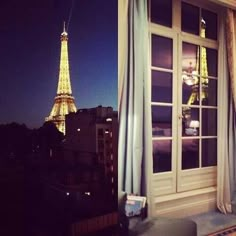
(0, 0, 117, 128)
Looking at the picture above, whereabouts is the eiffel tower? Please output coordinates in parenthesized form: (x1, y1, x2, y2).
(183, 18, 208, 116)
(45, 23, 77, 134)
(187, 18, 208, 105)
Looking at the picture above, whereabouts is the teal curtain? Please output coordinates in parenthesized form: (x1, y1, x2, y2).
(118, 0, 150, 195)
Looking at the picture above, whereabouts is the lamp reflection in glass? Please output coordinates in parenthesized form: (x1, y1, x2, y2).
(189, 120, 199, 136)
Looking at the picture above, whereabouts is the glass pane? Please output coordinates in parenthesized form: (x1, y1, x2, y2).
(202, 138, 217, 167)
(205, 48, 218, 77)
(182, 75, 200, 105)
(182, 139, 199, 169)
(153, 140, 172, 173)
(202, 79, 217, 106)
(152, 70, 172, 103)
(182, 42, 200, 76)
(182, 107, 199, 136)
(182, 2, 199, 35)
(152, 106, 172, 137)
(202, 108, 217, 136)
(152, 35, 173, 69)
(201, 9, 217, 40)
(151, 0, 172, 27)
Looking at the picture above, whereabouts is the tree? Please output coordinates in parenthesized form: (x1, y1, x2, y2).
(0, 122, 31, 163)
(31, 121, 64, 158)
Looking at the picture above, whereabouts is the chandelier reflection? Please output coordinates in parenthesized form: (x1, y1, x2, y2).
(182, 62, 198, 86)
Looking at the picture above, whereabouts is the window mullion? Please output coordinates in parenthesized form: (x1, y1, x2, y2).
(173, 0, 181, 32)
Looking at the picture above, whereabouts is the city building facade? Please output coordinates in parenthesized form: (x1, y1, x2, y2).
(65, 106, 118, 199)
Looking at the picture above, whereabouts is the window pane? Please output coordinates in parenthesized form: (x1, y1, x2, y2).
(182, 139, 199, 169)
(202, 108, 217, 136)
(151, 0, 172, 27)
(182, 107, 199, 136)
(182, 75, 200, 105)
(201, 9, 217, 40)
(152, 35, 173, 69)
(206, 48, 218, 77)
(152, 106, 172, 137)
(153, 140, 172, 173)
(202, 79, 217, 106)
(98, 128, 103, 137)
(152, 70, 172, 103)
(202, 138, 217, 167)
(182, 2, 199, 35)
(182, 42, 200, 76)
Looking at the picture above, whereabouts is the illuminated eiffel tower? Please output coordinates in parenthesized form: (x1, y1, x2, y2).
(187, 18, 208, 105)
(46, 23, 77, 134)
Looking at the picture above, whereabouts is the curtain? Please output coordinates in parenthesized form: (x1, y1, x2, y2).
(228, 79, 236, 208)
(217, 10, 232, 213)
(226, 9, 236, 107)
(118, 0, 150, 196)
(226, 8, 236, 212)
(217, 8, 236, 214)
(225, 8, 236, 212)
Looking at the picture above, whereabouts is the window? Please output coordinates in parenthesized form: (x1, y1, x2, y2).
(98, 140, 104, 149)
(98, 128, 103, 138)
(151, 0, 172, 27)
(182, 2, 200, 35)
(182, 2, 217, 40)
(99, 152, 104, 161)
(150, 0, 218, 195)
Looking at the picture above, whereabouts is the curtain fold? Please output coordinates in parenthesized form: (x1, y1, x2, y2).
(118, 0, 149, 196)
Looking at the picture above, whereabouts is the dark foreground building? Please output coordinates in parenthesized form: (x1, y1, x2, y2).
(40, 106, 118, 235)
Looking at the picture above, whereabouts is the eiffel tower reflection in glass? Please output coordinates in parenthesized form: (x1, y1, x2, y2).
(182, 18, 208, 136)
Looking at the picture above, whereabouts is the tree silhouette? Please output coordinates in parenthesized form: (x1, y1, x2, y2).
(31, 121, 64, 158)
(0, 122, 31, 163)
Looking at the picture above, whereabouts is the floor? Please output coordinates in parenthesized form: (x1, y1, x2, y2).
(188, 211, 236, 236)
(79, 211, 236, 236)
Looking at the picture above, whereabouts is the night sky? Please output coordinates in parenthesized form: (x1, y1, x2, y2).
(0, 0, 117, 128)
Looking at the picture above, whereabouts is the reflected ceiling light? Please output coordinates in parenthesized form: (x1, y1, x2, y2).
(182, 62, 198, 86)
(201, 17, 206, 25)
(189, 120, 199, 136)
(189, 120, 199, 129)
